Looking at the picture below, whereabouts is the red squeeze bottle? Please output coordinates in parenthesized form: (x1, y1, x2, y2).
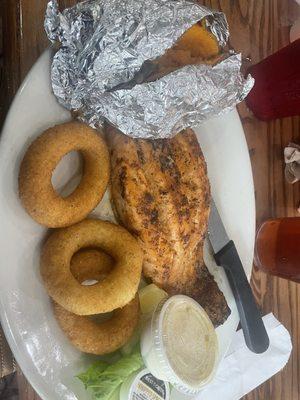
(245, 39, 300, 121)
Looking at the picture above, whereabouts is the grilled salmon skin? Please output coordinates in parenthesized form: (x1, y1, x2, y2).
(107, 126, 230, 326)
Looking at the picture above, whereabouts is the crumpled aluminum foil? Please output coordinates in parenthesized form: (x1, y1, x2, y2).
(45, 0, 254, 139)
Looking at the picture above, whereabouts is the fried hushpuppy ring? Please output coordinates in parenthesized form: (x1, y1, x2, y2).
(40, 219, 143, 315)
(19, 122, 110, 228)
(70, 248, 114, 283)
(53, 296, 140, 355)
(54, 249, 139, 355)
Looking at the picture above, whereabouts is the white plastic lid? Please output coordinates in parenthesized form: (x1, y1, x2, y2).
(151, 295, 219, 394)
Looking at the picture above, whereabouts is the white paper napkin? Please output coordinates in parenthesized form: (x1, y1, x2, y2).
(197, 313, 292, 400)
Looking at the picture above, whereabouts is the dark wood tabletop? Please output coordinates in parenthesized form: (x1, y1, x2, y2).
(1, 0, 300, 399)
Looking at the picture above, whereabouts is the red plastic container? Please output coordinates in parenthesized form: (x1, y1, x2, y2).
(246, 39, 300, 121)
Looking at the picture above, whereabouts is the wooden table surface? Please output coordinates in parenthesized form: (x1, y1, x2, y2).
(1, 0, 300, 399)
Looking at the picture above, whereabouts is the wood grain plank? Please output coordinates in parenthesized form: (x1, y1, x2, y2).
(16, 367, 41, 400)
(1, 1, 299, 399)
(0, 0, 21, 128)
(18, 0, 50, 79)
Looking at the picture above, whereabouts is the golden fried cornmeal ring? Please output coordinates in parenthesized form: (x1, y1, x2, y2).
(54, 249, 139, 355)
(19, 122, 110, 227)
(53, 296, 140, 355)
(40, 219, 143, 315)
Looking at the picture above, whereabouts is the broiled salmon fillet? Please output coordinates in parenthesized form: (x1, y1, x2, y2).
(107, 126, 230, 326)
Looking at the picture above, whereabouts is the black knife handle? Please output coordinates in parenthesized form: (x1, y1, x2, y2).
(215, 240, 270, 354)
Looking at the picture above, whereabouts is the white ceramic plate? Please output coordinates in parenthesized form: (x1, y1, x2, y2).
(0, 49, 255, 400)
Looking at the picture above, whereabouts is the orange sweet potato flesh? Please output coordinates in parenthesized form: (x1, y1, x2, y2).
(145, 22, 221, 82)
(174, 23, 219, 59)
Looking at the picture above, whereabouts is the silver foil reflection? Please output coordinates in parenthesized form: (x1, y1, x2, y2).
(45, 0, 253, 139)
(93, 54, 253, 138)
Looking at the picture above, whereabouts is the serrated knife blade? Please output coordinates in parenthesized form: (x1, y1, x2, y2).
(207, 199, 230, 254)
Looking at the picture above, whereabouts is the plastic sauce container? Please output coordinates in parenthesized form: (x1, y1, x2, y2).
(141, 295, 219, 395)
(120, 368, 170, 400)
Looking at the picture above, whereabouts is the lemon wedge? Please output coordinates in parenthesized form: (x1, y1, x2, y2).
(121, 284, 168, 355)
(139, 283, 168, 315)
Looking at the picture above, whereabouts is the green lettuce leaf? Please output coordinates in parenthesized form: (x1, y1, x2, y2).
(77, 351, 144, 400)
(77, 360, 109, 389)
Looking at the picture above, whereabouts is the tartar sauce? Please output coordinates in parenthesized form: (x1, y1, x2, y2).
(141, 295, 218, 394)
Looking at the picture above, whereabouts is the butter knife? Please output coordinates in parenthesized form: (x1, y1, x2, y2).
(208, 200, 269, 354)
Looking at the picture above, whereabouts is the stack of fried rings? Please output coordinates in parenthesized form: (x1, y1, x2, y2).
(41, 219, 143, 355)
(18, 123, 143, 354)
(53, 247, 140, 355)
